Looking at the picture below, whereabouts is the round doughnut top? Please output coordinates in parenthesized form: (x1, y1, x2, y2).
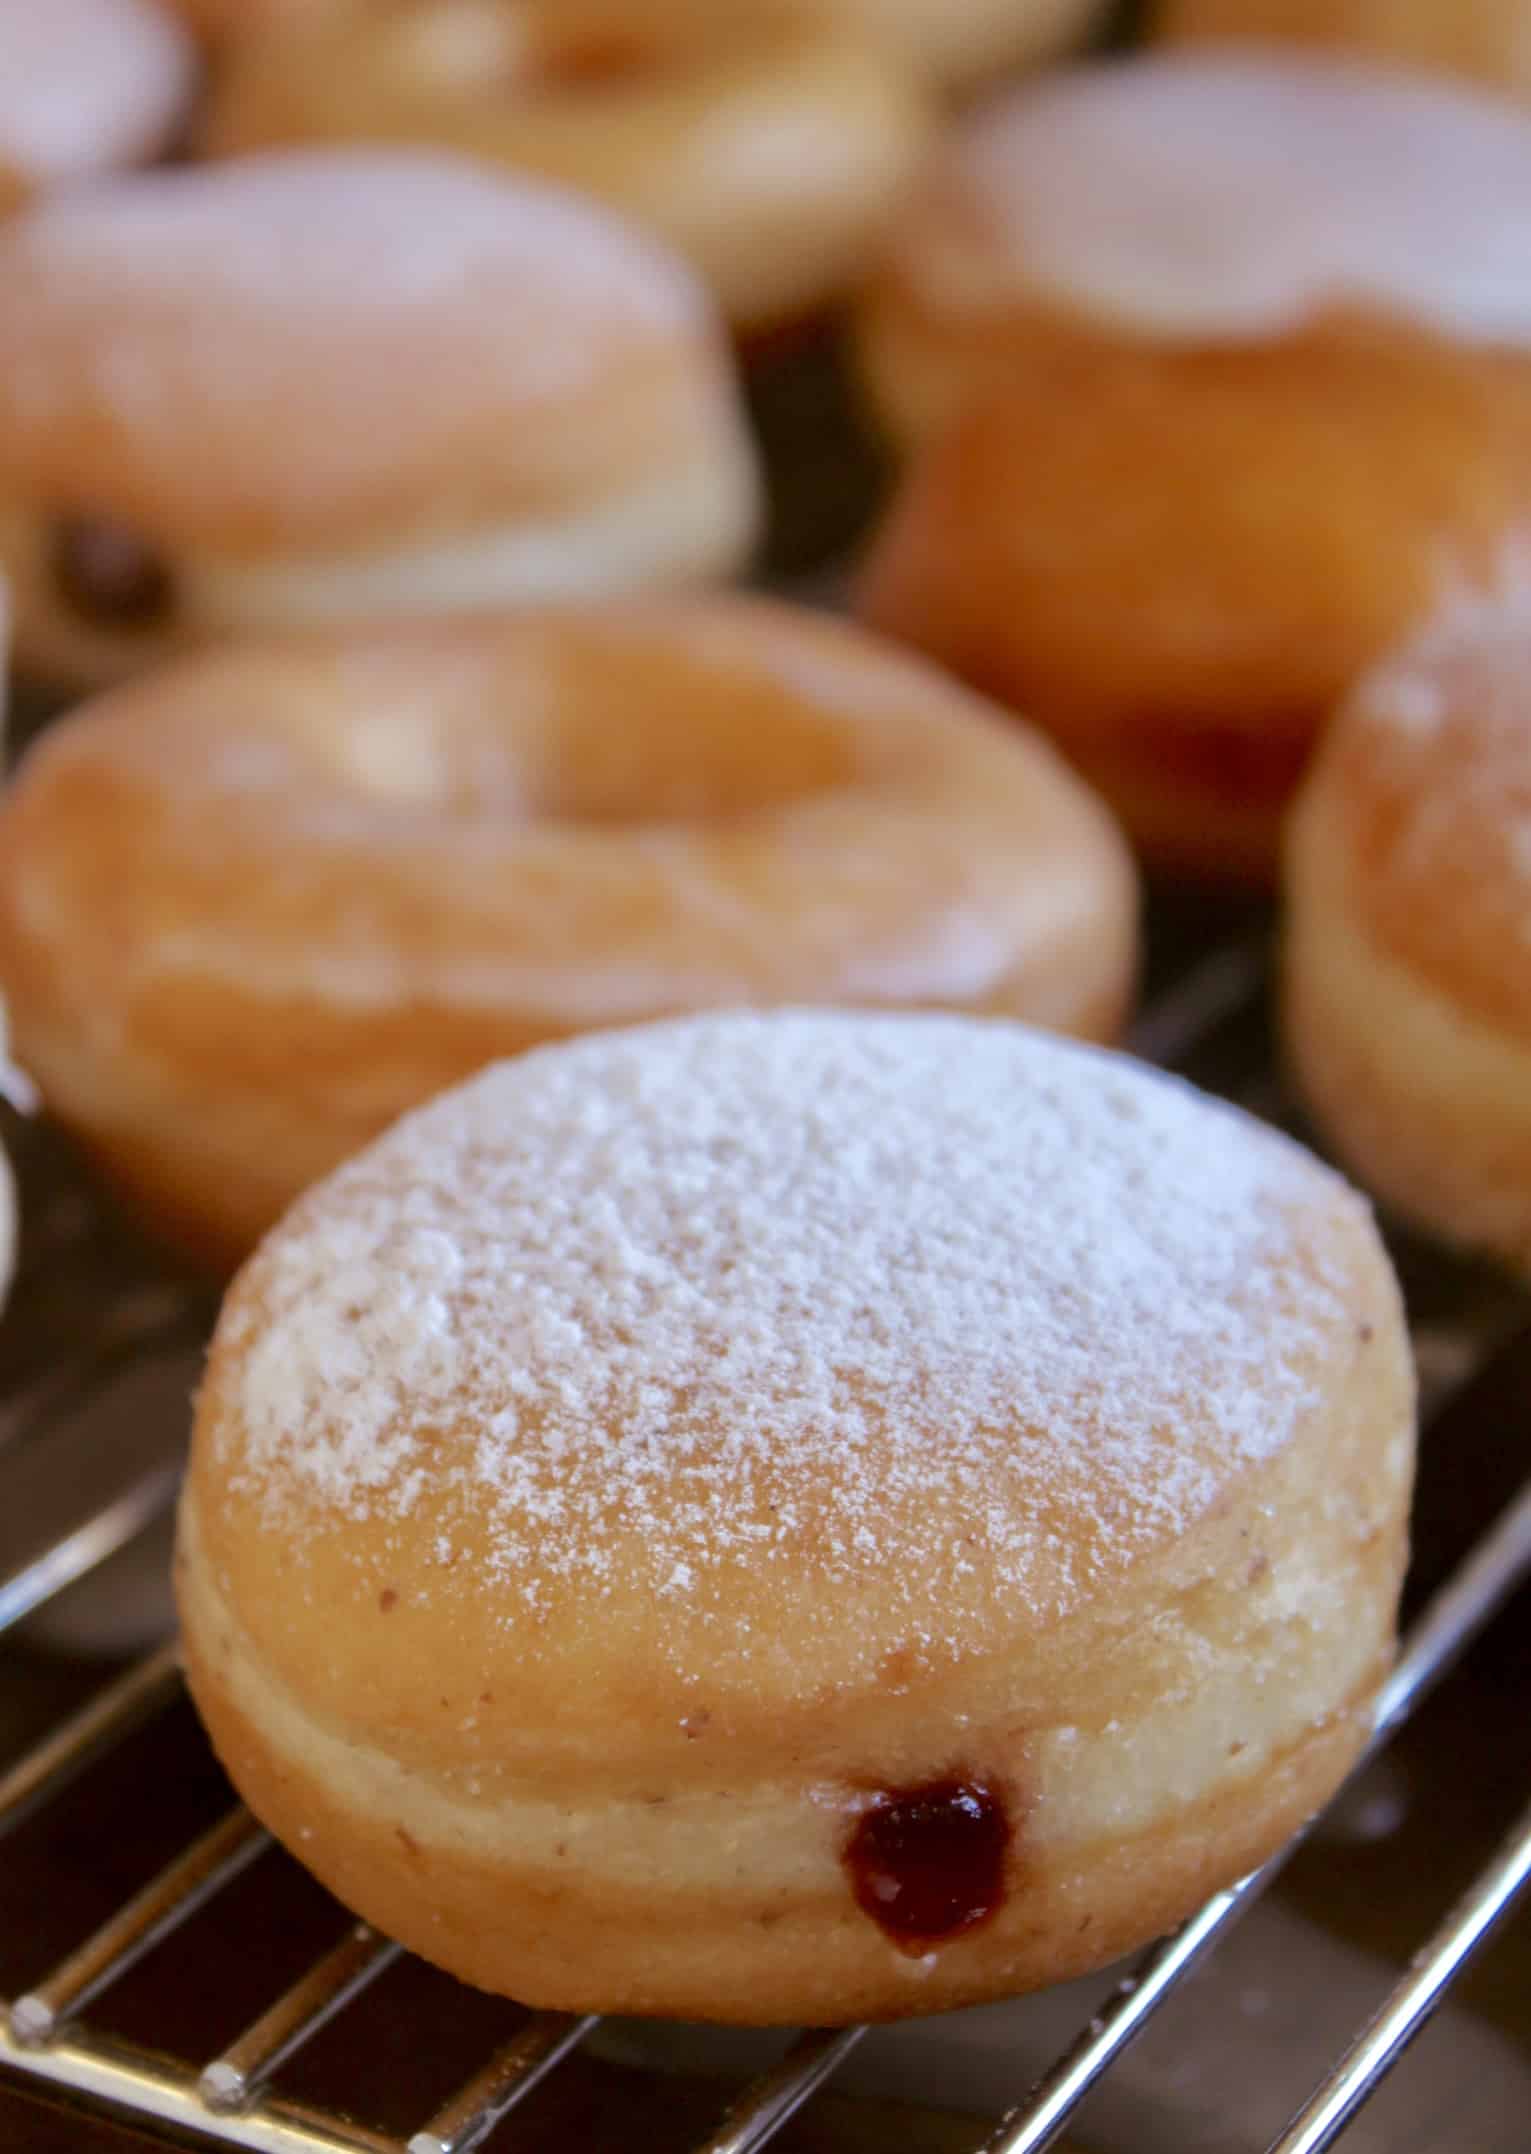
(0, 0, 193, 197)
(897, 51, 1531, 343)
(0, 150, 715, 548)
(201, 1011, 1373, 1727)
(1318, 599, 1531, 1035)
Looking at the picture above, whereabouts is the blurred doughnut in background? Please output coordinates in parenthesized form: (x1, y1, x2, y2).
(0, 0, 194, 212)
(829, 0, 1112, 90)
(1156, 0, 1531, 103)
(859, 48, 1531, 444)
(859, 336, 1531, 882)
(0, 150, 761, 690)
(204, 0, 937, 335)
(1285, 596, 1531, 1274)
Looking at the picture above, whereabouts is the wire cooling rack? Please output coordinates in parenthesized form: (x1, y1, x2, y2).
(0, 917, 1526, 2154)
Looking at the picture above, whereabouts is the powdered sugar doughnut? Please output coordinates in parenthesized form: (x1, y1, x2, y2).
(859, 50, 1531, 442)
(0, 150, 760, 689)
(0, 0, 194, 213)
(206, 0, 934, 334)
(1285, 600, 1531, 1271)
(0, 597, 1136, 1266)
(1158, 2, 1531, 103)
(177, 1009, 1414, 2023)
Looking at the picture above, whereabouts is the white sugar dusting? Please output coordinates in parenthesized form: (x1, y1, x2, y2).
(225, 1013, 1359, 1623)
(908, 53, 1531, 343)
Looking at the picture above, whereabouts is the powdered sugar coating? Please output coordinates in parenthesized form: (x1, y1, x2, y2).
(0, 0, 193, 192)
(219, 1013, 1368, 1632)
(0, 150, 725, 546)
(901, 52, 1531, 342)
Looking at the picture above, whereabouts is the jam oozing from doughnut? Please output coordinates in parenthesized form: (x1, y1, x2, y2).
(52, 517, 173, 630)
(844, 1779, 1011, 1953)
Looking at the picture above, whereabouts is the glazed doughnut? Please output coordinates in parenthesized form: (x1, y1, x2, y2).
(857, 336, 1531, 880)
(206, 1, 934, 335)
(176, 1008, 1414, 2023)
(828, 0, 1110, 91)
(0, 150, 760, 690)
(1285, 601, 1531, 1273)
(162, 0, 355, 42)
(0, 0, 194, 213)
(858, 50, 1531, 446)
(1157, 3, 1531, 102)
(0, 597, 1137, 1267)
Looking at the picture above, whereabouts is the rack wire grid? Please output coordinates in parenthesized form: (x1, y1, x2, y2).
(0, 912, 1527, 2154)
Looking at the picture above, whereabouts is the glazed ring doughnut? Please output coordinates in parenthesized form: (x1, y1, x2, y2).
(0, 150, 760, 690)
(1157, 2, 1531, 103)
(0, 597, 1137, 1267)
(1285, 601, 1531, 1273)
(858, 49, 1531, 446)
(206, 1, 934, 335)
(176, 1007, 1414, 2024)
(857, 335, 1531, 881)
(0, 0, 194, 213)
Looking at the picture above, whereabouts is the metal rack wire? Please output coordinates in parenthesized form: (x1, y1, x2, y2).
(0, 932, 1527, 2154)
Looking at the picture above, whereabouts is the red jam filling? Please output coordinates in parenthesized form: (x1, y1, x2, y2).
(844, 1778, 1011, 1954)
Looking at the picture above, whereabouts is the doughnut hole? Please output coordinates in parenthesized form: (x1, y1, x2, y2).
(266, 649, 863, 829)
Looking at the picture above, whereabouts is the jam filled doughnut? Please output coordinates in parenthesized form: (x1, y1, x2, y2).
(0, 150, 760, 689)
(1285, 602, 1531, 1273)
(858, 336, 1531, 880)
(0, 597, 1137, 1266)
(206, 1, 934, 336)
(1157, 3, 1531, 103)
(0, 0, 194, 213)
(858, 49, 1531, 446)
(176, 1008, 1414, 2023)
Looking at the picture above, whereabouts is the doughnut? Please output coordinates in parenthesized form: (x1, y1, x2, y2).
(828, 0, 1110, 91)
(175, 1008, 1415, 2023)
(0, 597, 1138, 1267)
(0, 0, 194, 212)
(857, 335, 1531, 880)
(1285, 600, 1531, 1272)
(205, 2, 934, 335)
(858, 49, 1531, 446)
(1156, 3, 1531, 102)
(0, 150, 760, 690)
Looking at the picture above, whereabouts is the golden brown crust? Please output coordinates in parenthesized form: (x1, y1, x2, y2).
(1284, 609, 1531, 1269)
(206, 1, 935, 333)
(0, 598, 1137, 1266)
(1156, 0, 1531, 99)
(176, 1011, 1413, 2021)
(856, 337, 1531, 879)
